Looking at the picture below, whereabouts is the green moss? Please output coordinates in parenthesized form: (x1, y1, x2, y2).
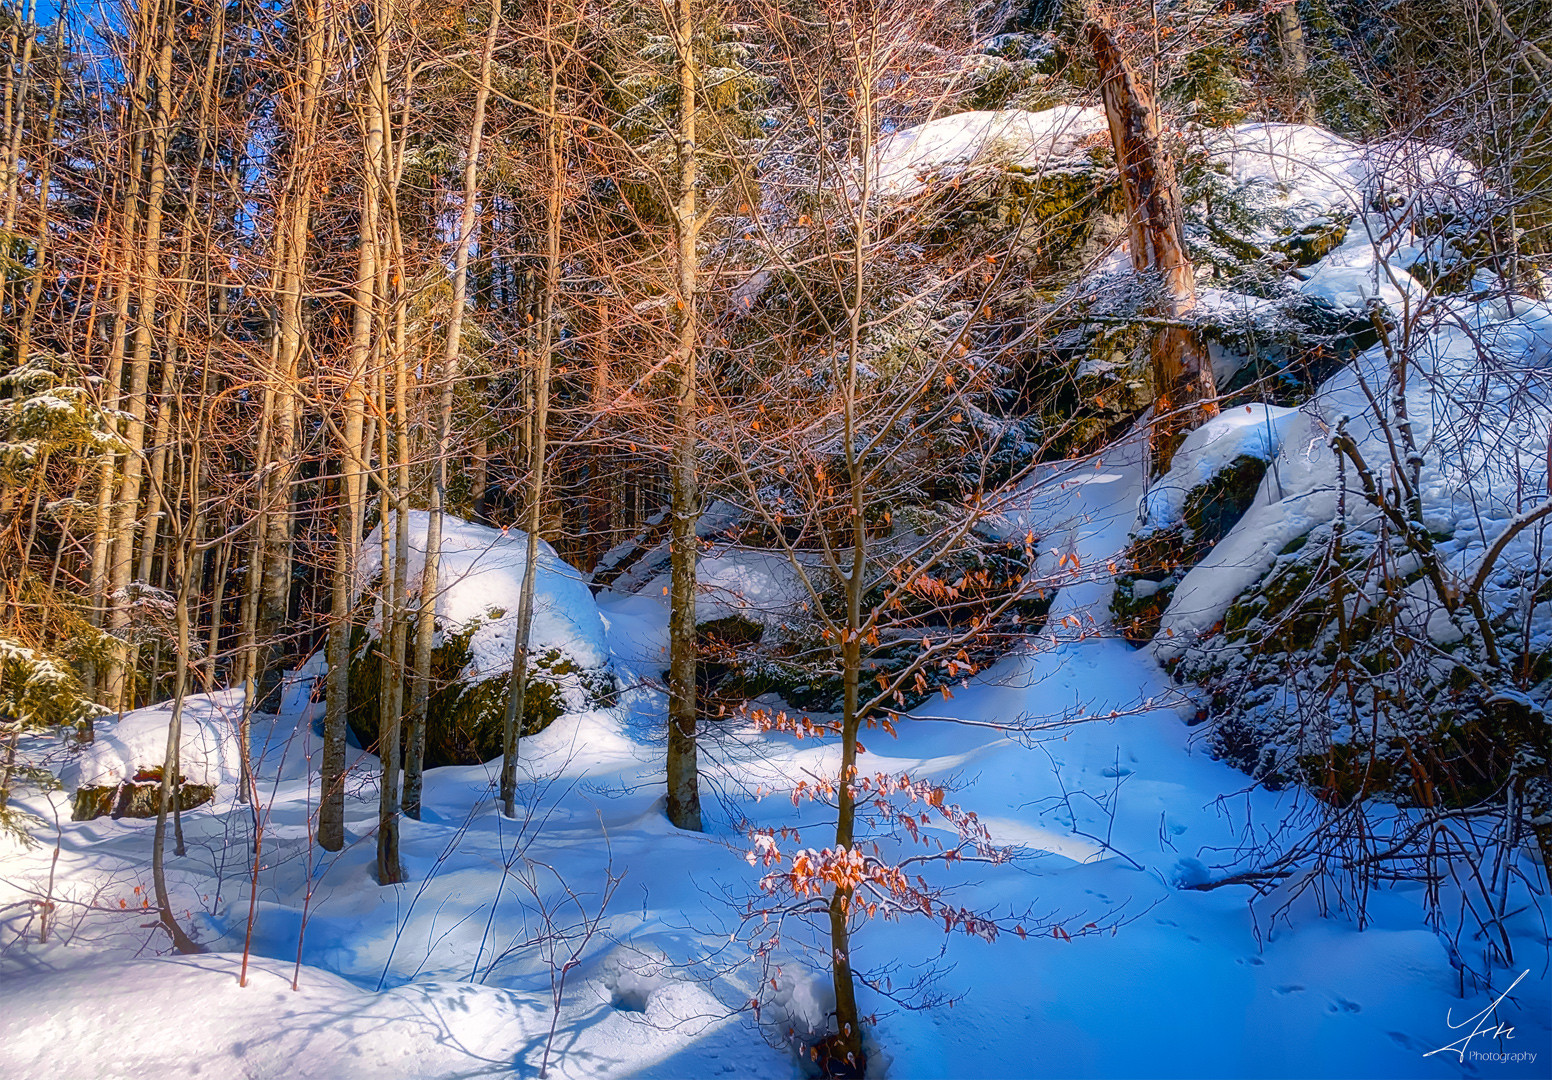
(912, 153, 1121, 280)
(1109, 455, 1269, 643)
(1171, 515, 1550, 811)
(1271, 213, 1352, 267)
(1184, 456, 1270, 544)
(1112, 576, 1174, 647)
(347, 611, 613, 767)
(72, 777, 215, 821)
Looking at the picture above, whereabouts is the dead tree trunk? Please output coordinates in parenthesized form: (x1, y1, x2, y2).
(1086, 13, 1216, 475)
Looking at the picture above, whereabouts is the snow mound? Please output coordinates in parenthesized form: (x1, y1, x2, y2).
(356, 511, 608, 679)
(1204, 122, 1482, 244)
(1155, 293, 1552, 660)
(62, 690, 244, 790)
(871, 105, 1107, 197)
(641, 545, 817, 628)
(1139, 404, 1301, 533)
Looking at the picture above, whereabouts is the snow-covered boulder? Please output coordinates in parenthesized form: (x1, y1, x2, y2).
(64, 691, 242, 820)
(1197, 123, 1481, 246)
(342, 513, 615, 767)
(1153, 293, 1552, 809)
(634, 526, 1045, 717)
(870, 106, 1108, 198)
(1110, 406, 1298, 645)
(1187, 122, 1490, 307)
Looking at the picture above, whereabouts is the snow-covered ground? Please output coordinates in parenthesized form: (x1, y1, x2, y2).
(2, 502, 1546, 1079)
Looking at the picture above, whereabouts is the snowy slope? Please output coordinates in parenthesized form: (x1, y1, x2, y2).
(4, 518, 1546, 1079)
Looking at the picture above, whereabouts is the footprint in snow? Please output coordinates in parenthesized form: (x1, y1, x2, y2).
(1100, 766, 1133, 777)
(1327, 997, 1362, 1014)
(1273, 984, 1305, 995)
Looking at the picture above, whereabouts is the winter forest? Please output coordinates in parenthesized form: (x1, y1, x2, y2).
(0, 0, 1549, 1076)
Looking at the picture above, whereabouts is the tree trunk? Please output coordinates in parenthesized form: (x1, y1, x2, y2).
(151, 524, 201, 954)
(1272, 3, 1314, 122)
(409, 0, 500, 821)
(105, 0, 176, 709)
(86, 11, 153, 709)
(320, 3, 388, 853)
(255, 4, 326, 712)
(665, 0, 703, 833)
(378, 102, 412, 883)
(1087, 13, 1216, 475)
(500, 2, 562, 820)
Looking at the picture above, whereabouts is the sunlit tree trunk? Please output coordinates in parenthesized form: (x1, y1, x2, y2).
(500, 1, 564, 820)
(409, 0, 501, 821)
(1087, 12, 1215, 475)
(104, 0, 176, 709)
(1272, 2, 1313, 122)
(664, 0, 703, 833)
(321, 0, 389, 853)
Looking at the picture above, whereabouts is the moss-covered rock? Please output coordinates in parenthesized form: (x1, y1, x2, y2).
(72, 769, 215, 821)
(1271, 212, 1352, 267)
(913, 152, 1121, 281)
(1167, 521, 1551, 812)
(1111, 454, 1270, 644)
(683, 529, 1049, 719)
(346, 614, 616, 768)
(339, 514, 618, 767)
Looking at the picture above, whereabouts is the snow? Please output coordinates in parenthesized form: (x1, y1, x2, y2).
(355, 511, 609, 678)
(61, 690, 244, 790)
(1203, 123, 1482, 248)
(871, 105, 1108, 197)
(1295, 212, 1424, 313)
(3, 554, 1548, 1079)
(986, 427, 1150, 629)
(1139, 404, 1302, 533)
(1156, 292, 1552, 660)
(641, 544, 818, 628)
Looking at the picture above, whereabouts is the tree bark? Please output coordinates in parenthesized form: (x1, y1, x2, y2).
(255, 2, 327, 712)
(378, 88, 412, 883)
(104, 0, 176, 709)
(411, 0, 501, 821)
(500, 1, 562, 820)
(1087, 13, 1216, 475)
(320, 0, 388, 853)
(1272, 3, 1314, 123)
(665, 0, 703, 833)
